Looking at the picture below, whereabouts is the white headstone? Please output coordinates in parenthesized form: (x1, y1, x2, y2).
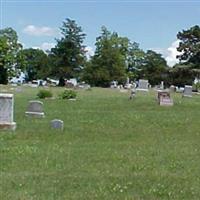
(183, 85, 192, 97)
(25, 100, 44, 117)
(0, 93, 16, 130)
(136, 79, 149, 92)
(160, 81, 164, 90)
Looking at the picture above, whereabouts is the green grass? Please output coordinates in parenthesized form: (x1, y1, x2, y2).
(1, 86, 200, 199)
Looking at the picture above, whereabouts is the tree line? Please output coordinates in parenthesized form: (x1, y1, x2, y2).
(0, 18, 200, 87)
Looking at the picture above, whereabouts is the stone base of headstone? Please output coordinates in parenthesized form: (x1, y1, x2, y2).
(25, 111, 45, 117)
(159, 97, 174, 106)
(182, 94, 192, 98)
(136, 88, 149, 92)
(68, 98, 77, 101)
(0, 122, 16, 131)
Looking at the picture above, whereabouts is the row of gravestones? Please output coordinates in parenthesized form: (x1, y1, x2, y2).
(0, 94, 63, 131)
(136, 79, 193, 96)
(131, 80, 193, 106)
(26, 100, 64, 130)
(0, 84, 193, 130)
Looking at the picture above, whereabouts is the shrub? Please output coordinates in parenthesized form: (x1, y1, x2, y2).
(37, 89, 53, 99)
(59, 89, 77, 99)
(193, 82, 200, 92)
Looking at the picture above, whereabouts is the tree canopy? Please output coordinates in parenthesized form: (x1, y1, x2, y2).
(140, 50, 168, 85)
(1, 21, 200, 87)
(0, 27, 22, 84)
(177, 25, 200, 67)
(50, 18, 86, 80)
(19, 48, 49, 81)
(83, 26, 146, 87)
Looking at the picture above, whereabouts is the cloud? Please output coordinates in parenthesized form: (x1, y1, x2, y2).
(40, 42, 56, 51)
(165, 40, 182, 67)
(85, 46, 94, 60)
(32, 42, 56, 52)
(23, 25, 56, 36)
(151, 40, 182, 67)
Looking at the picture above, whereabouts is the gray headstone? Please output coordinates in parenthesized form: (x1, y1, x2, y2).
(183, 85, 192, 97)
(137, 79, 149, 92)
(170, 85, 175, 92)
(51, 119, 64, 130)
(25, 100, 44, 117)
(0, 93, 16, 130)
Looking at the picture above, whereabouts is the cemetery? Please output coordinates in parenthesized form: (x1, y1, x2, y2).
(0, 84, 200, 199)
(1, 2, 200, 199)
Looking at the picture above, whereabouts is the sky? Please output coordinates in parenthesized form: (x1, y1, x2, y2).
(1, 0, 200, 66)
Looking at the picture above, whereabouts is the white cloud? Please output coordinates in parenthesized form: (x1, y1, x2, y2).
(40, 42, 56, 51)
(85, 46, 94, 60)
(165, 40, 182, 67)
(151, 40, 182, 67)
(31, 42, 56, 52)
(23, 25, 56, 36)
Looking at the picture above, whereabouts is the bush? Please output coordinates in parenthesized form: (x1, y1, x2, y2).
(37, 89, 53, 99)
(59, 89, 77, 99)
(193, 82, 200, 92)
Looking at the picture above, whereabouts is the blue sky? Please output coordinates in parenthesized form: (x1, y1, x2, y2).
(1, 0, 200, 66)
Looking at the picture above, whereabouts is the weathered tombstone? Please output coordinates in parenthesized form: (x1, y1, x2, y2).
(126, 77, 130, 85)
(160, 81, 164, 90)
(183, 85, 192, 97)
(50, 119, 64, 130)
(158, 91, 173, 106)
(0, 93, 16, 130)
(129, 88, 136, 99)
(136, 79, 149, 92)
(25, 100, 44, 117)
(170, 85, 175, 92)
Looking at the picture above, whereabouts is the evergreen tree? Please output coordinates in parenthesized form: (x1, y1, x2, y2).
(50, 18, 86, 81)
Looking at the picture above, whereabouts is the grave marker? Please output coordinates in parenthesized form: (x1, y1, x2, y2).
(51, 119, 64, 130)
(0, 93, 16, 130)
(183, 85, 192, 97)
(25, 100, 44, 117)
(136, 79, 149, 92)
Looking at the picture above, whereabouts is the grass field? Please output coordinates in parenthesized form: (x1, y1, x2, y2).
(0, 86, 200, 200)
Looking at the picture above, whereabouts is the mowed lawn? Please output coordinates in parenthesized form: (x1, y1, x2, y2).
(0, 86, 200, 200)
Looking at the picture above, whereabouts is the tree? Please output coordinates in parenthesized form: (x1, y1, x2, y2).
(126, 42, 146, 81)
(19, 48, 49, 81)
(0, 37, 9, 84)
(140, 50, 168, 85)
(0, 27, 22, 84)
(83, 27, 128, 87)
(166, 64, 195, 87)
(50, 18, 86, 80)
(177, 25, 200, 66)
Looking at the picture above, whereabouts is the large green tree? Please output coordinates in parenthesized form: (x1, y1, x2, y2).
(50, 18, 86, 81)
(0, 37, 9, 84)
(140, 50, 168, 85)
(177, 25, 200, 66)
(0, 27, 22, 84)
(83, 27, 129, 87)
(19, 48, 49, 81)
(126, 42, 146, 80)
